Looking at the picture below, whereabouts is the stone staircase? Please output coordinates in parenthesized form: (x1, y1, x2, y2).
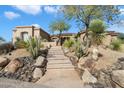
(36, 46, 83, 88)
(47, 47, 74, 69)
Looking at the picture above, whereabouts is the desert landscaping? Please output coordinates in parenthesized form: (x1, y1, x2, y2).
(0, 5, 124, 88)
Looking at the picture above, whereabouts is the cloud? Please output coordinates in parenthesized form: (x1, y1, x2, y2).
(32, 24, 41, 28)
(120, 20, 124, 25)
(43, 6, 60, 14)
(13, 5, 42, 15)
(4, 11, 20, 20)
(120, 8, 124, 15)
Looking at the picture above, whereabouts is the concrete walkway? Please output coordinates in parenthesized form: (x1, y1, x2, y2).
(36, 46, 83, 88)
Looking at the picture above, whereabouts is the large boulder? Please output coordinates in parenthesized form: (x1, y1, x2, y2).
(0, 57, 9, 67)
(111, 70, 124, 87)
(77, 57, 86, 69)
(97, 71, 113, 88)
(33, 68, 43, 79)
(34, 56, 45, 67)
(78, 57, 96, 72)
(117, 57, 124, 70)
(63, 47, 69, 54)
(92, 48, 99, 61)
(81, 69, 97, 84)
(4, 58, 23, 73)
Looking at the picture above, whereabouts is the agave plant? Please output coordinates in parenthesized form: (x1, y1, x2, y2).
(26, 36, 41, 59)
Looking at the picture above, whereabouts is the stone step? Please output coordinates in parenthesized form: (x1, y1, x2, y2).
(48, 60, 72, 64)
(48, 52, 64, 54)
(47, 63, 74, 69)
(48, 62, 72, 65)
(48, 58, 69, 60)
(47, 67, 74, 70)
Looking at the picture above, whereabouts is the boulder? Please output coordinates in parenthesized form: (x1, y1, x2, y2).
(63, 48, 69, 54)
(0, 57, 9, 67)
(70, 56, 78, 65)
(81, 69, 97, 84)
(4, 58, 23, 73)
(111, 70, 124, 87)
(97, 71, 114, 88)
(117, 58, 124, 70)
(92, 48, 99, 61)
(33, 68, 43, 79)
(34, 56, 45, 67)
(78, 57, 96, 72)
(77, 57, 86, 69)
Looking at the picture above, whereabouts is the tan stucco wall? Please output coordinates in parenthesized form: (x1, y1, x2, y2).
(12, 26, 50, 44)
(34, 29, 40, 37)
(80, 33, 117, 46)
(13, 27, 33, 43)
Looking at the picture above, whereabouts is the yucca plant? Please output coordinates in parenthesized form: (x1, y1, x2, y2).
(26, 36, 41, 59)
(89, 19, 106, 46)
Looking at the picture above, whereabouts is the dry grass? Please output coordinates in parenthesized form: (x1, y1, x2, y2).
(1, 49, 30, 60)
(120, 44, 124, 52)
(95, 47, 124, 70)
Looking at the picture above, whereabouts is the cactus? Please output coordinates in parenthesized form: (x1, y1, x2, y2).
(26, 36, 41, 59)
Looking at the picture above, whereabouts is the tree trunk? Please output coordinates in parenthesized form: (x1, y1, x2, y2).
(57, 31, 62, 46)
(81, 24, 92, 56)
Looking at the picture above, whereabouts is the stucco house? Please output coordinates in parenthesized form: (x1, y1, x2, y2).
(12, 26, 51, 44)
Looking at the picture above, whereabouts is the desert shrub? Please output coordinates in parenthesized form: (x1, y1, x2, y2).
(74, 41, 85, 59)
(25, 36, 41, 59)
(15, 37, 27, 48)
(0, 37, 5, 44)
(110, 39, 121, 51)
(63, 39, 74, 48)
(42, 39, 48, 42)
(40, 44, 44, 48)
(117, 33, 124, 43)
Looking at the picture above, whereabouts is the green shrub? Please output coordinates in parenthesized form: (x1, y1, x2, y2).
(42, 39, 48, 42)
(117, 33, 124, 43)
(89, 19, 106, 45)
(74, 41, 85, 59)
(15, 37, 27, 48)
(25, 37, 41, 59)
(110, 39, 121, 51)
(63, 39, 74, 48)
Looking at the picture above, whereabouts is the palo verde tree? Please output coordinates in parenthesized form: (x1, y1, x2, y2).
(62, 5, 120, 48)
(49, 19, 70, 45)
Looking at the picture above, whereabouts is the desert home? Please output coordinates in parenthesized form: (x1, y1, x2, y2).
(12, 25, 120, 46)
(12, 26, 51, 44)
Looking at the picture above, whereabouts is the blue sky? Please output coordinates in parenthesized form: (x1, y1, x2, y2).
(0, 5, 124, 42)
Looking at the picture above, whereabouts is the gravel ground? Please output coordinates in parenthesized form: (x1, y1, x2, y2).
(95, 47, 124, 70)
(0, 78, 50, 88)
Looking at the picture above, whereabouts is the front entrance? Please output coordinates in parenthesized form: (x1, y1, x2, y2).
(21, 32, 29, 41)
